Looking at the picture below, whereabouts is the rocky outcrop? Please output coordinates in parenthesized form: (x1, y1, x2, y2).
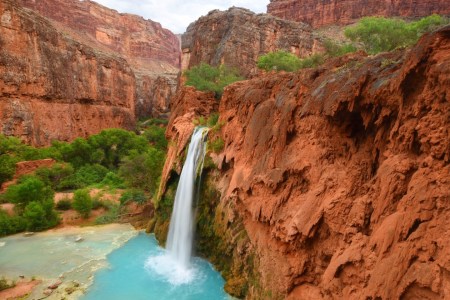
(158, 86, 218, 200)
(182, 7, 320, 77)
(267, 0, 450, 28)
(160, 26, 450, 299)
(18, 0, 180, 119)
(0, 0, 135, 146)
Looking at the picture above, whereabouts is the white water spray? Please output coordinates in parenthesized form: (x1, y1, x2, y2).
(166, 127, 208, 268)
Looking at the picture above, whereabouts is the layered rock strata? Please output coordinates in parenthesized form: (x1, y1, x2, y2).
(0, 0, 135, 146)
(267, 0, 450, 28)
(159, 26, 450, 299)
(18, 0, 180, 119)
(182, 7, 320, 77)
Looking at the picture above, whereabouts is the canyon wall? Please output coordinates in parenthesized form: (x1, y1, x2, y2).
(267, 0, 450, 28)
(18, 0, 181, 119)
(159, 26, 450, 299)
(182, 7, 320, 77)
(0, 0, 135, 146)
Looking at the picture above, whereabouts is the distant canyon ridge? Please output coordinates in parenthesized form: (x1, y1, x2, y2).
(1, 0, 449, 145)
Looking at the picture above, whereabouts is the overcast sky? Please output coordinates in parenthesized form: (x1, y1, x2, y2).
(94, 0, 270, 33)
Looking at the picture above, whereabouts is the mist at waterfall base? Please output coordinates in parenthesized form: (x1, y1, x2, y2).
(84, 127, 231, 299)
(83, 233, 230, 300)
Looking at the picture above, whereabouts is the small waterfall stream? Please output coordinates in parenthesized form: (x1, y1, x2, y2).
(166, 127, 208, 268)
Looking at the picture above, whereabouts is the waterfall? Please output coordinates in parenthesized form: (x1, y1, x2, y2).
(166, 127, 208, 268)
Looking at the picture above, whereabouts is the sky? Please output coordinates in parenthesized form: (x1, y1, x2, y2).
(94, 0, 270, 34)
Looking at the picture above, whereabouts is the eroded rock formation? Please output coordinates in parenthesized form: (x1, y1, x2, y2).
(267, 0, 450, 28)
(17, 0, 180, 119)
(159, 26, 450, 299)
(0, 0, 136, 146)
(182, 7, 320, 77)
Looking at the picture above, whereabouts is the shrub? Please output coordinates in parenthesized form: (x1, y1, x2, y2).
(35, 163, 74, 191)
(209, 138, 225, 153)
(120, 189, 147, 206)
(99, 172, 125, 189)
(344, 15, 449, 54)
(0, 154, 17, 186)
(60, 164, 108, 189)
(143, 125, 168, 151)
(94, 201, 120, 225)
(92, 198, 108, 210)
(72, 189, 93, 219)
(56, 199, 72, 211)
(257, 51, 325, 72)
(323, 39, 357, 57)
(23, 199, 59, 231)
(298, 54, 325, 69)
(4, 176, 54, 211)
(257, 51, 301, 72)
(0, 210, 27, 237)
(118, 148, 165, 194)
(185, 63, 243, 97)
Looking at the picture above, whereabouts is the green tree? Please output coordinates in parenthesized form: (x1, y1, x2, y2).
(118, 148, 165, 194)
(185, 63, 243, 97)
(0, 210, 27, 237)
(344, 15, 448, 54)
(72, 189, 93, 219)
(143, 125, 168, 151)
(4, 176, 54, 211)
(22, 200, 57, 231)
(0, 155, 17, 185)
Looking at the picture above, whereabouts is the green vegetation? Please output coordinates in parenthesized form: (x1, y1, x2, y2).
(72, 189, 93, 219)
(118, 149, 164, 194)
(120, 189, 147, 206)
(209, 138, 225, 153)
(143, 125, 167, 151)
(323, 39, 358, 57)
(257, 15, 448, 73)
(0, 210, 26, 236)
(56, 198, 72, 211)
(185, 63, 244, 97)
(4, 176, 54, 211)
(345, 15, 448, 54)
(94, 201, 120, 225)
(257, 51, 327, 72)
(0, 277, 15, 291)
(0, 122, 168, 236)
(257, 50, 303, 72)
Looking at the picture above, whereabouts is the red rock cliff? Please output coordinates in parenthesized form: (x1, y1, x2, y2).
(0, 0, 135, 146)
(267, 0, 450, 28)
(161, 26, 450, 299)
(18, 0, 180, 119)
(182, 7, 320, 77)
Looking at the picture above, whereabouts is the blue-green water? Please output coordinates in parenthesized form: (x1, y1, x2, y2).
(82, 232, 231, 300)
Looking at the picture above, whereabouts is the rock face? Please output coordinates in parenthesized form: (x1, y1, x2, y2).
(267, 0, 450, 28)
(160, 26, 450, 299)
(19, 0, 180, 69)
(17, 0, 180, 119)
(182, 7, 320, 77)
(0, 0, 136, 146)
(158, 86, 218, 199)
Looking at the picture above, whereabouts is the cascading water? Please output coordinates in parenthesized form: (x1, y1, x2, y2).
(166, 126, 208, 267)
(145, 126, 210, 285)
